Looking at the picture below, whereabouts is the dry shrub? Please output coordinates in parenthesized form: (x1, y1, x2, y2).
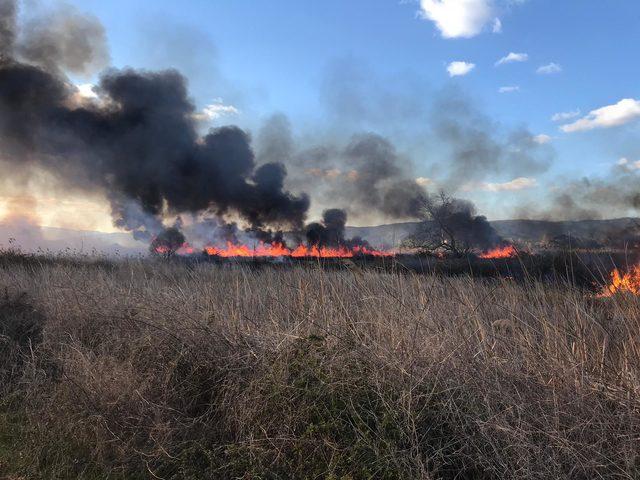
(0, 253, 639, 479)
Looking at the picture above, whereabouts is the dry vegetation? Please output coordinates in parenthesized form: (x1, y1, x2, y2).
(1, 251, 640, 479)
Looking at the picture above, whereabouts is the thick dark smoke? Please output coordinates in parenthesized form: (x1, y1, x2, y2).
(0, 1, 309, 241)
(305, 208, 370, 248)
(306, 208, 347, 247)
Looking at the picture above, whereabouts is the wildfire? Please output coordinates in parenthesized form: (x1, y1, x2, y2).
(202, 241, 393, 258)
(599, 265, 640, 297)
(479, 244, 518, 259)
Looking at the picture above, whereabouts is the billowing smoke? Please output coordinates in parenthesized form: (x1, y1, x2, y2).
(0, 0, 309, 242)
(256, 115, 429, 223)
(305, 208, 369, 248)
(341, 134, 428, 218)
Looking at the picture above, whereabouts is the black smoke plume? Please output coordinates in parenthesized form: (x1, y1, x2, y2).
(0, 1, 309, 241)
(305, 208, 370, 248)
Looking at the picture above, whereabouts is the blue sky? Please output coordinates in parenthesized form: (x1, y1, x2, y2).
(29, 0, 640, 222)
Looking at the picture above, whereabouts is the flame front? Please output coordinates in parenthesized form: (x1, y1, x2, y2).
(479, 245, 518, 259)
(203, 241, 393, 258)
(599, 265, 640, 297)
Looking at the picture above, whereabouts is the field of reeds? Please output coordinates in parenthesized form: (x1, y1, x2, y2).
(1, 250, 640, 479)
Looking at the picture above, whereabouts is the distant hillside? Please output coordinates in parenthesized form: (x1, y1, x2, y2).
(347, 218, 640, 248)
(0, 222, 146, 255)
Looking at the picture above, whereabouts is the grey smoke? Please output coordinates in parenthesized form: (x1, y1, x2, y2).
(432, 90, 553, 190)
(17, 3, 110, 76)
(0, 0, 16, 59)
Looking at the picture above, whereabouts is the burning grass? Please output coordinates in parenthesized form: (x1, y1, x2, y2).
(479, 244, 519, 259)
(600, 264, 640, 297)
(1, 251, 640, 478)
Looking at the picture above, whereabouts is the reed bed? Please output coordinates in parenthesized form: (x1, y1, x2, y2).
(1, 254, 639, 479)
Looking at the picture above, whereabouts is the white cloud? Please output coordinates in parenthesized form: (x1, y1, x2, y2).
(495, 52, 528, 66)
(193, 99, 239, 122)
(419, 0, 494, 38)
(533, 134, 551, 144)
(498, 85, 520, 93)
(551, 109, 580, 122)
(536, 63, 562, 74)
(492, 18, 502, 33)
(466, 177, 538, 192)
(416, 177, 434, 186)
(447, 61, 475, 77)
(617, 157, 640, 170)
(560, 99, 640, 133)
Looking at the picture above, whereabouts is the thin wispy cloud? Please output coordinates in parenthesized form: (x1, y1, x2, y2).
(492, 18, 502, 33)
(463, 177, 538, 192)
(495, 52, 528, 66)
(498, 86, 520, 93)
(533, 134, 551, 144)
(561, 98, 640, 133)
(193, 99, 240, 122)
(419, 0, 494, 38)
(551, 110, 580, 122)
(447, 61, 475, 77)
(537, 63, 562, 74)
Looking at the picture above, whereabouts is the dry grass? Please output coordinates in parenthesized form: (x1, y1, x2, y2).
(1, 253, 640, 479)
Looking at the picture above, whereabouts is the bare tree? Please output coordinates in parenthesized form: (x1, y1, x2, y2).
(404, 192, 501, 257)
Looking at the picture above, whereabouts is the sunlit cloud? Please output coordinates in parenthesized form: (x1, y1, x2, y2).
(447, 61, 475, 77)
(495, 52, 528, 66)
(419, 0, 494, 38)
(561, 99, 640, 133)
(193, 98, 240, 122)
(463, 177, 538, 192)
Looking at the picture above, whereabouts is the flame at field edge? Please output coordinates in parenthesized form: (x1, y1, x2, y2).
(201, 241, 394, 258)
(599, 265, 640, 297)
(479, 244, 518, 259)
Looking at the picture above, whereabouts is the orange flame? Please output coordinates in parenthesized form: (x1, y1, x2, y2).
(202, 241, 393, 258)
(153, 242, 194, 255)
(479, 245, 518, 259)
(599, 265, 640, 297)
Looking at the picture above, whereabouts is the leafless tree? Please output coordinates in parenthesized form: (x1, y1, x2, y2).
(404, 192, 501, 257)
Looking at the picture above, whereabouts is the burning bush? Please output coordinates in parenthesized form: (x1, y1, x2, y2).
(150, 227, 186, 257)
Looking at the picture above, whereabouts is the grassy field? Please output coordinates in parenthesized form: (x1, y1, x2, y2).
(1, 251, 639, 479)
